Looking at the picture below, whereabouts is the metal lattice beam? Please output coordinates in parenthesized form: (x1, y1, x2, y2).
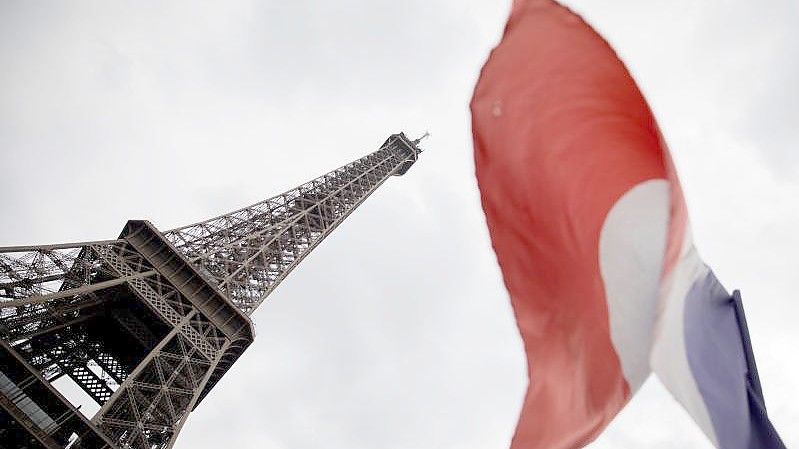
(163, 133, 422, 314)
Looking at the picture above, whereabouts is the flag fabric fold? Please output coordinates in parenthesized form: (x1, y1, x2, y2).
(470, 0, 786, 447)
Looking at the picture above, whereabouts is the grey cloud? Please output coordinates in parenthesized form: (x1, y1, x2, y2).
(687, 0, 799, 176)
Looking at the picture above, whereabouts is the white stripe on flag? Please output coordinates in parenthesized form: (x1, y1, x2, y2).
(599, 179, 669, 392)
(650, 233, 719, 446)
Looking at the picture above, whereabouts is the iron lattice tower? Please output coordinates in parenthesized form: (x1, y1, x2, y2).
(0, 133, 423, 449)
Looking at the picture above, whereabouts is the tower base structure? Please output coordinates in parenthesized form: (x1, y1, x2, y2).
(1, 221, 254, 449)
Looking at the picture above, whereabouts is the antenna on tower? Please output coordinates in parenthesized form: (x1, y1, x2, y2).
(413, 131, 431, 146)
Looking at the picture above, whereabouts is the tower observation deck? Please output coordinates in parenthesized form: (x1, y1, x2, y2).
(0, 132, 424, 449)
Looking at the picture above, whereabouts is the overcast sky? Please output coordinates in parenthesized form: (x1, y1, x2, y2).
(1, 1, 797, 448)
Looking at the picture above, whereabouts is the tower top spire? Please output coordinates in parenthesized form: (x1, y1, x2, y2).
(413, 131, 431, 146)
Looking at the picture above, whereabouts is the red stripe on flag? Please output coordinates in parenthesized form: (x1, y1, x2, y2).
(471, 1, 671, 447)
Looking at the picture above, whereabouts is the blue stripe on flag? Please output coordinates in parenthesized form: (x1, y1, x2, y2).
(683, 271, 786, 449)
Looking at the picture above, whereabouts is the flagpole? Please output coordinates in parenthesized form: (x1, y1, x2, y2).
(731, 289, 765, 407)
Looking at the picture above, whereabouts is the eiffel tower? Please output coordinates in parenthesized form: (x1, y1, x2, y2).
(0, 133, 424, 449)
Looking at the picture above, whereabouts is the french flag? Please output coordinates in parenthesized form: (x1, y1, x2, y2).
(470, 1, 787, 448)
